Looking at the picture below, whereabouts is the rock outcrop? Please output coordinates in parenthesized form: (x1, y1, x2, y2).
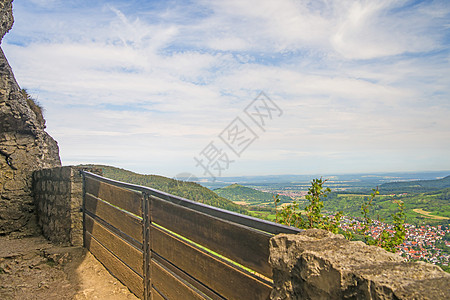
(269, 229, 450, 300)
(0, 0, 61, 236)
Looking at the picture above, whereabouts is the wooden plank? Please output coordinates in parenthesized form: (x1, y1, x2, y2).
(85, 214, 143, 276)
(152, 252, 224, 300)
(85, 231, 144, 299)
(150, 288, 165, 300)
(85, 193, 143, 243)
(151, 225, 272, 300)
(150, 196, 273, 278)
(85, 176, 142, 216)
(151, 259, 207, 300)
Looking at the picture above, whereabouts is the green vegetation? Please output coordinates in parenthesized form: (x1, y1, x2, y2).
(214, 183, 292, 207)
(324, 188, 450, 226)
(96, 166, 449, 228)
(438, 264, 450, 273)
(357, 189, 406, 252)
(21, 88, 45, 126)
(249, 211, 276, 222)
(84, 165, 248, 214)
(275, 178, 342, 234)
(213, 183, 293, 221)
(214, 175, 450, 227)
(275, 179, 407, 252)
(96, 166, 449, 227)
(378, 175, 450, 194)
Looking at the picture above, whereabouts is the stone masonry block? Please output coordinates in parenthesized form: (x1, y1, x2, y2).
(60, 166, 72, 180)
(269, 229, 450, 300)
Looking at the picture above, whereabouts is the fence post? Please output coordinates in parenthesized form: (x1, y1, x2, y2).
(81, 171, 86, 248)
(142, 192, 151, 300)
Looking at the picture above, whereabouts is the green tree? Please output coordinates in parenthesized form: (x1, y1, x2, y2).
(275, 178, 406, 253)
(275, 178, 343, 234)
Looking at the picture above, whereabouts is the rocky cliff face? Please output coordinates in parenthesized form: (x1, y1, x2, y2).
(0, 0, 61, 236)
(0, 0, 13, 39)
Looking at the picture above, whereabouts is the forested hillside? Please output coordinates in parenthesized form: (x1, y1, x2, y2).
(82, 165, 248, 214)
(378, 175, 450, 193)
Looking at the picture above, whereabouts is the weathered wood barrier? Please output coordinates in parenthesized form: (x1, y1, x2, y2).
(33, 167, 450, 299)
(81, 171, 301, 300)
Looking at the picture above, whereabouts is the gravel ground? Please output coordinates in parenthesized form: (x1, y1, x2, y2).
(0, 235, 138, 300)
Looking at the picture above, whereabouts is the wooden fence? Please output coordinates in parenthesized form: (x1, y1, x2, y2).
(81, 171, 301, 300)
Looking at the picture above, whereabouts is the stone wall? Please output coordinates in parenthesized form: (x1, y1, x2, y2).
(0, 0, 61, 236)
(33, 166, 88, 246)
(269, 229, 450, 300)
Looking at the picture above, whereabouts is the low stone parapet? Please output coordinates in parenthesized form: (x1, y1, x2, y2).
(269, 229, 450, 299)
(33, 166, 101, 246)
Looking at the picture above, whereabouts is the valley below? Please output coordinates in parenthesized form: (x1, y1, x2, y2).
(89, 165, 450, 272)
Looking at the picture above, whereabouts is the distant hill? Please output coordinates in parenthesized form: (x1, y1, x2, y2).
(378, 175, 450, 194)
(214, 183, 292, 207)
(81, 165, 248, 214)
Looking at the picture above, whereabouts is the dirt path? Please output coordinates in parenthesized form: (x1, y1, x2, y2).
(0, 236, 138, 300)
(413, 209, 449, 220)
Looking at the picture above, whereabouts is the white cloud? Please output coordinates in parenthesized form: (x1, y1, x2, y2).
(192, 0, 332, 52)
(331, 0, 445, 59)
(2, 0, 450, 176)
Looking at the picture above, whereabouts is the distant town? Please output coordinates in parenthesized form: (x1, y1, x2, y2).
(340, 218, 449, 267)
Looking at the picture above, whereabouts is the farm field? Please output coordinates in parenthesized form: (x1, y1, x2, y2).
(413, 209, 450, 220)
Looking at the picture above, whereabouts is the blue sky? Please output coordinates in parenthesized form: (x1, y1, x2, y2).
(3, 0, 450, 178)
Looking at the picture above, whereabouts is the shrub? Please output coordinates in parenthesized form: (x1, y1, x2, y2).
(21, 88, 45, 127)
(275, 178, 406, 253)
